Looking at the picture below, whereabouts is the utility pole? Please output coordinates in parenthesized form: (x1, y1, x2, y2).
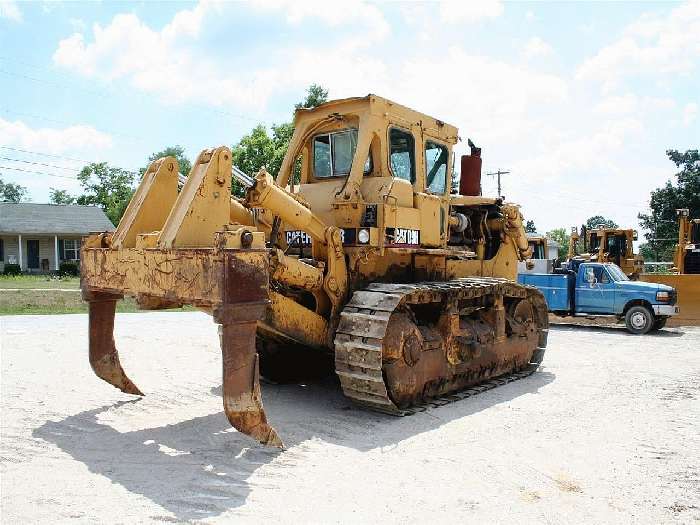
(486, 169, 510, 198)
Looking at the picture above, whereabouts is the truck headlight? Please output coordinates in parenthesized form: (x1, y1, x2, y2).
(656, 291, 670, 302)
(358, 228, 370, 244)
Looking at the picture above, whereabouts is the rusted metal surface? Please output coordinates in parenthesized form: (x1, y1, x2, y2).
(459, 154, 482, 197)
(81, 247, 226, 306)
(215, 304, 282, 448)
(334, 279, 548, 413)
(81, 245, 280, 445)
(84, 290, 143, 396)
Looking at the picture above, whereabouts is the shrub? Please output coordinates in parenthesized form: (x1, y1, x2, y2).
(58, 261, 79, 277)
(3, 264, 21, 276)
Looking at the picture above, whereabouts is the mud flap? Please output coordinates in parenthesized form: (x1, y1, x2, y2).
(84, 290, 143, 396)
(215, 304, 283, 448)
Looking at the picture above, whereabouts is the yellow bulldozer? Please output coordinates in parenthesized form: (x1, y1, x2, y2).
(80, 95, 548, 447)
(568, 225, 643, 278)
(640, 208, 700, 325)
(527, 236, 548, 260)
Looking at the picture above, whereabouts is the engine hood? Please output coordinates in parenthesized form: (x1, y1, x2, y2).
(618, 280, 675, 293)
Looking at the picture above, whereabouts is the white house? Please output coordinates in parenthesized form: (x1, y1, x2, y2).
(0, 203, 115, 273)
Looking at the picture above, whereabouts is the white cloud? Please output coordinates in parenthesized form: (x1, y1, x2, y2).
(525, 11, 536, 22)
(683, 102, 698, 125)
(0, 118, 113, 154)
(577, 1, 700, 81)
(251, 0, 389, 40)
(0, 0, 22, 22)
(53, 6, 276, 110)
(522, 37, 553, 59)
(68, 17, 86, 31)
(52, 1, 389, 110)
(440, 0, 504, 24)
(593, 93, 675, 116)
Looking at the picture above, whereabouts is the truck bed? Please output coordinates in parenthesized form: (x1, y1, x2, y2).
(517, 273, 570, 312)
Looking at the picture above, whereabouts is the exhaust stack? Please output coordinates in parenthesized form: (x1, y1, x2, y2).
(459, 139, 482, 196)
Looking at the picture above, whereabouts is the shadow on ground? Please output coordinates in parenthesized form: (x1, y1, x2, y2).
(550, 322, 686, 337)
(34, 370, 554, 521)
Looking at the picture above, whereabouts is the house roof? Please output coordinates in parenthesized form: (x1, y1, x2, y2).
(0, 203, 115, 235)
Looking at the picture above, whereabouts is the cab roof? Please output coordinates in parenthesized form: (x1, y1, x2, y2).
(294, 94, 459, 145)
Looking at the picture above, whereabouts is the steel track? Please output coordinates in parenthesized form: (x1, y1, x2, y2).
(334, 278, 548, 416)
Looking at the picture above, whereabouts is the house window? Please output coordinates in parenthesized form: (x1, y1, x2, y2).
(63, 239, 80, 261)
(425, 140, 448, 194)
(0, 238, 3, 261)
(389, 128, 415, 183)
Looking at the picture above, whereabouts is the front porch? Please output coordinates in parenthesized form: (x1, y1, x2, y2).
(0, 234, 81, 274)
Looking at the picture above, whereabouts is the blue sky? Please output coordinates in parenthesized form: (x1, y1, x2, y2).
(1, 0, 698, 237)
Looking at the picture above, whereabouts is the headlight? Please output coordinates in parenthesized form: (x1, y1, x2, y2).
(358, 228, 370, 244)
(656, 291, 669, 302)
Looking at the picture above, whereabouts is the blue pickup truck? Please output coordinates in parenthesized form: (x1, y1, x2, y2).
(518, 261, 679, 334)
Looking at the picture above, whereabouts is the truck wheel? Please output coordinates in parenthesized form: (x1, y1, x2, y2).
(624, 306, 654, 335)
(651, 317, 668, 331)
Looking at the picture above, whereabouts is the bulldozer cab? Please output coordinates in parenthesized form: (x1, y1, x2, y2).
(270, 95, 529, 273)
(584, 227, 641, 277)
(527, 236, 548, 259)
(673, 208, 700, 274)
(273, 95, 458, 251)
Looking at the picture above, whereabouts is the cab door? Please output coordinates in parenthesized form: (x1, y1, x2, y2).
(576, 266, 617, 313)
(416, 140, 449, 247)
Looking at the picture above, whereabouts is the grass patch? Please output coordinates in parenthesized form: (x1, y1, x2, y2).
(0, 289, 196, 315)
(0, 275, 80, 290)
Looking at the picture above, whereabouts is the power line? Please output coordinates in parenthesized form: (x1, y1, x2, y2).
(0, 145, 141, 173)
(0, 62, 263, 125)
(0, 107, 147, 143)
(0, 165, 80, 180)
(0, 156, 81, 172)
(0, 145, 92, 164)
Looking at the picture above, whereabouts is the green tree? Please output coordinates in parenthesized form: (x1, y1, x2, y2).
(75, 163, 135, 225)
(546, 227, 570, 259)
(0, 177, 28, 202)
(639, 149, 700, 261)
(49, 188, 76, 205)
(585, 215, 618, 229)
(140, 145, 192, 178)
(294, 84, 329, 110)
(232, 84, 329, 196)
(524, 220, 537, 234)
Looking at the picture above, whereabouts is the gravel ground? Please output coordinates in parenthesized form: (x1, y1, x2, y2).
(1, 312, 698, 524)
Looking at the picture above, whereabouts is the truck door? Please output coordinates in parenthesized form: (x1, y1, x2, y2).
(576, 265, 616, 313)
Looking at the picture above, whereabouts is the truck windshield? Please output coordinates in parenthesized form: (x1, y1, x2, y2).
(606, 265, 629, 281)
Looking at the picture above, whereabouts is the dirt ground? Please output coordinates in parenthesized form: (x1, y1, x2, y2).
(1, 312, 698, 524)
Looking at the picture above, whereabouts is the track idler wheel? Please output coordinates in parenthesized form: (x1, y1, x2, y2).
(215, 304, 283, 449)
(85, 290, 143, 396)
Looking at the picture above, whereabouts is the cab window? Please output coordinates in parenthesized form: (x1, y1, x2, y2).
(313, 129, 372, 178)
(425, 140, 448, 194)
(389, 128, 415, 183)
(606, 235, 626, 256)
(585, 266, 605, 284)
